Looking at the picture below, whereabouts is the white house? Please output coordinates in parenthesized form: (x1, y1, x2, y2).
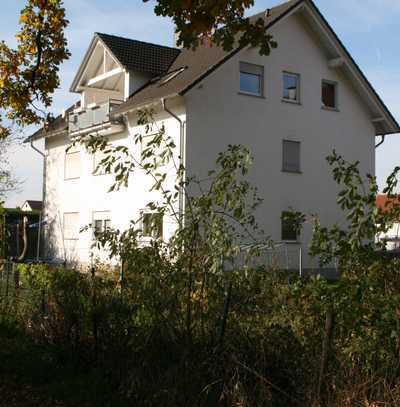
(27, 0, 399, 270)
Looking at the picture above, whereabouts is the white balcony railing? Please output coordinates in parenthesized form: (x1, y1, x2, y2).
(68, 99, 123, 135)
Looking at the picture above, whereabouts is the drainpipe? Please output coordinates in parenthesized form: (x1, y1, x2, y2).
(161, 98, 186, 226)
(375, 135, 386, 149)
(30, 140, 46, 261)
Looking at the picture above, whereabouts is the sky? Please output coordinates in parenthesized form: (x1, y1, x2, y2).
(2, 0, 400, 207)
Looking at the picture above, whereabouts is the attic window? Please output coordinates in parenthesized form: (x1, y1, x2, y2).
(158, 67, 186, 87)
(322, 80, 338, 109)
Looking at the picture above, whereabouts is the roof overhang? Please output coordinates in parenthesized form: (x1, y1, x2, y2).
(70, 34, 124, 93)
(297, 0, 400, 136)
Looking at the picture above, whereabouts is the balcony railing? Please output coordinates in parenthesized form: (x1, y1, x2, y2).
(68, 99, 123, 134)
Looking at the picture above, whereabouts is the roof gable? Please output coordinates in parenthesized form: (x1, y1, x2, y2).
(113, 0, 399, 136)
(96, 33, 180, 76)
(70, 33, 180, 93)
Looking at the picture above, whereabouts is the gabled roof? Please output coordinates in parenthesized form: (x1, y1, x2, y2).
(28, 0, 400, 143)
(96, 33, 180, 76)
(70, 33, 180, 93)
(23, 200, 43, 211)
(113, 0, 300, 115)
(112, 0, 399, 136)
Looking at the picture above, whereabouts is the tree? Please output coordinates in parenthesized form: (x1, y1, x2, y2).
(0, 138, 19, 202)
(0, 0, 70, 140)
(0, 0, 275, 140)
(150, 0, 277, 55)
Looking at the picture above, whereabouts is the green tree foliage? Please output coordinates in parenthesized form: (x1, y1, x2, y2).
(0, 0, 70, 139)
(149, 0, 277, 55)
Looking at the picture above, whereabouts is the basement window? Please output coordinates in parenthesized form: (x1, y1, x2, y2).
(240, 62, 264, 96)
(322, 80, 338, 109)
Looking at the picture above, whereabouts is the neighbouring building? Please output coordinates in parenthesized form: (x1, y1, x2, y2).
(21, 200, 43, 212)
(26, 0, 400, 270)
(376, 194, 400, 251)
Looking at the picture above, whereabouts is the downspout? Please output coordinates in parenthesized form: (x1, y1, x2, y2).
(161, 98, 186, 227)
(30, 140, 46, 261)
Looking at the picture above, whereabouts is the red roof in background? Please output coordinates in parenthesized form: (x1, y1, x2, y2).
(376, 194, 400, 213)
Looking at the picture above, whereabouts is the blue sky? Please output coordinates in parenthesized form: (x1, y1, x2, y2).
(3, 0, 400, 207)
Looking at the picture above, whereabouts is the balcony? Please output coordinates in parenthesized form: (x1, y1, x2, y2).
(68, 99, 124, 136)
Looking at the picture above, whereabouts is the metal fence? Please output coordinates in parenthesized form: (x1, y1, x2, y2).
(227, 244, 339, 278)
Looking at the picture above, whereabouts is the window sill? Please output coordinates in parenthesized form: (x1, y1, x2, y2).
(281, 98, 301, 105)
(238, 91, 266, 99)
(321, 105, 339, 112)
(64, 238, 79, 241)
(280, 240, 301, 245)
(64, 177, 80, 181)
(282, 169, 302, 174)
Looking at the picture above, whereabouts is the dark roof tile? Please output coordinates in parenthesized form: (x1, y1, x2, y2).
(96, 33, 181, 75)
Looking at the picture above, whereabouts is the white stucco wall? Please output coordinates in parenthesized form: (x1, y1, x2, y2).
(43, 12, 378, 270)
(184, 13, 376, 269)
(43, 100, 184, 266)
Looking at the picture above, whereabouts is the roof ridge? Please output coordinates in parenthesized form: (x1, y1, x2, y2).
(95, 32, 179, 51)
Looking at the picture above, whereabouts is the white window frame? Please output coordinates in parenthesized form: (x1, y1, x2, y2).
(92, 211, 111, 236)
(239, 61, 264, 97)
(63, 212, 80, 241)
(64, 150, 81, 180)
(282, 72, 301, 103)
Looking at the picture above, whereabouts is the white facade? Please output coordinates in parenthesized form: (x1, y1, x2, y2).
(37, 4, 397, 269)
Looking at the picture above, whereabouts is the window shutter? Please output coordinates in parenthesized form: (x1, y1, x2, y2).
(65, 151, 81, 179)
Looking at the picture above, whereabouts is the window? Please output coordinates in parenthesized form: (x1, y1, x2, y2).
(282, 140, 301, 173)
(63, 212, 79, 240)
(322, 80, 338, 109)
(65, 150, 81, 180)
(283, 72, 300, 102)
(142, 212, 163, 239)
(92, 211, 111, 236)
(281, 211, 299, 242)
(239, 62, 264, 96)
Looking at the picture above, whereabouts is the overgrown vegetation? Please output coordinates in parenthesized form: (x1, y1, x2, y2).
(2, 135, 400, 406)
